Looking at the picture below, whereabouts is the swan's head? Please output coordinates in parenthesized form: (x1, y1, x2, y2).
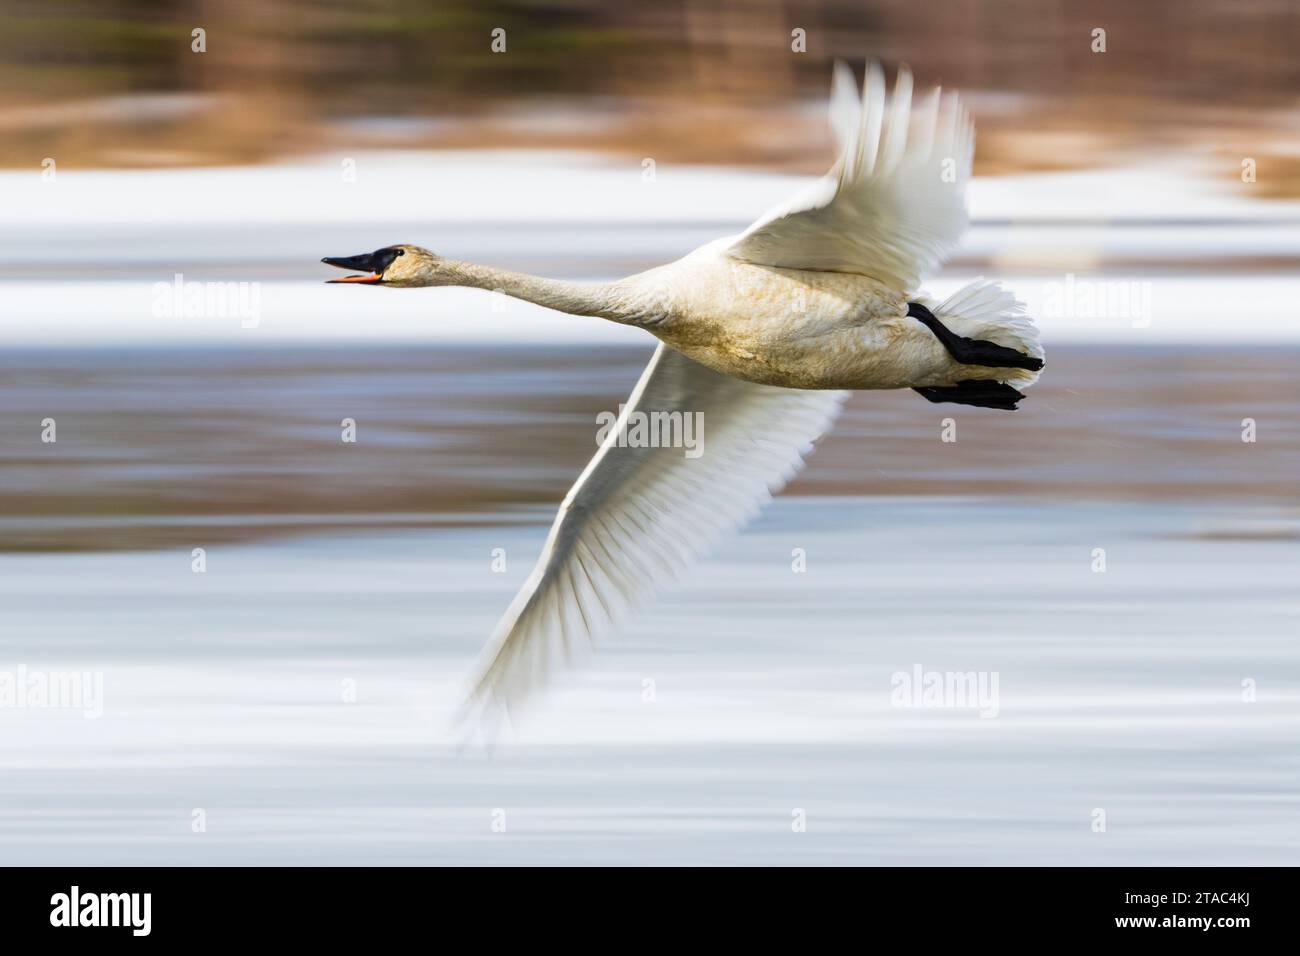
(321, 244, 443, 287)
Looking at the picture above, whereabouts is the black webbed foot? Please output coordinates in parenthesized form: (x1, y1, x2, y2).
(913, 380, 1025, 410)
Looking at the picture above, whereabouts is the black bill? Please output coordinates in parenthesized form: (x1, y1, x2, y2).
(321, 247, 403, 283)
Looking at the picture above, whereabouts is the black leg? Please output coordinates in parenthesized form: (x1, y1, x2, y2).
(907, 302, 1044, 372)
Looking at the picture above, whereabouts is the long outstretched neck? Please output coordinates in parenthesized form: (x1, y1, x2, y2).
(440, 260, 638, 325)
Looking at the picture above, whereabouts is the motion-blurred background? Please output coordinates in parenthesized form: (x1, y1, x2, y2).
(1, 1, 1298, 866)
(4, 0, 1300, 184)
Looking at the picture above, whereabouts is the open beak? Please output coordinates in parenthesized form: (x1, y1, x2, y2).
(321, 250, 396, 284)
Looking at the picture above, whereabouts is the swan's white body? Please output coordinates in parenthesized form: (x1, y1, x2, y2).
(327, 62, 1045, 722)
(615, 245, 1032, 391)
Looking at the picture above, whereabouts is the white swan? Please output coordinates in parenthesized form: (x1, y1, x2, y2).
(323, 61, 1044, 723)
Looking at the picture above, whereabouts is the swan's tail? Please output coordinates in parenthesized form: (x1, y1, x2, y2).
(922, 278, 1045, 390)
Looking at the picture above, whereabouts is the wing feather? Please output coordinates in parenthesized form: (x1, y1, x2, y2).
(464, 344, 846, 723)
(724, 61, 972, 291)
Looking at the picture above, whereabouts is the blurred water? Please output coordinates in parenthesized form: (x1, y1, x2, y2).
(4, 344, 1300, 553)
(1, 498, 1297, 865)
(1, 343, 1298, 864)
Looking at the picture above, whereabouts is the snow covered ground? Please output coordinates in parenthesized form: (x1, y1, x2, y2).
(2, 150, 1296, 345)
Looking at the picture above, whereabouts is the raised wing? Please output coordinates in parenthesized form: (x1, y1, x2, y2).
(464, 344, 846, 724)
(724, 61, 973, 291)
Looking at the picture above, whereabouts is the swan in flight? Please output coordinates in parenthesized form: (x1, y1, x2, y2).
(323, 61, 1044, 724)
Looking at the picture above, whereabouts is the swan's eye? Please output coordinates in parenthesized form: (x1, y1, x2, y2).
(395, 249, 405, 256)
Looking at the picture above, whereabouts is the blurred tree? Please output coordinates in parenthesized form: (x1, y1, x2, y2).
(0, 0, 1297, 178)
